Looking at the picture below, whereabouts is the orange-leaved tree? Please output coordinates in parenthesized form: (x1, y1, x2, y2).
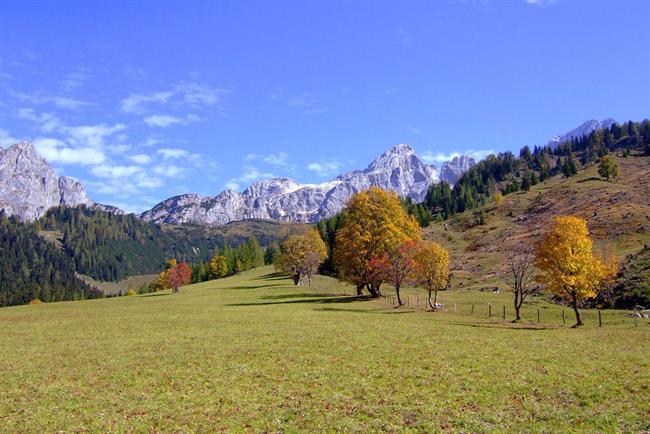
(376, 240, 419, 306)
(412, 240, 450, 310)
(333, 187, 421, 297)
(166, 262, 192, 293)
(535, 215, 606, 326)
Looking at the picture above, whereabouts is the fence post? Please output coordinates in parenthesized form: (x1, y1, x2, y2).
(537, 308, 540, 323)
(471, 304, 474, 315)
(502, 305, 506, 320)
(488, 304, 492, 318)
(562, 309, 566, 326)
(635, 310, 638, 327)
(598, 310, 602, 327)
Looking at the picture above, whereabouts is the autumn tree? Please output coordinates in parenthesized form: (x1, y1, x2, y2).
(413, 241, 450, 310)
(535, 216, 606, 326)
(166, 262, 192, 293)
(276, 228, 327, 286)
(493, 191, 504, 207)
(503, 243, 536, 321)
(377, 240, 419, 306)
(598, 155, 619, 181)
(208, 254, 228, 280)
(333, 187, 421, 297)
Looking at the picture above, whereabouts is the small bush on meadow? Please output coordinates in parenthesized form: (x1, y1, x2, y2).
(125, 289, 137, 296)
(29, 298, 43, 305)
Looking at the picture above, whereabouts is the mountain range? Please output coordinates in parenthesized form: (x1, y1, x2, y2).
(0, 141, 475, 225)
(0, 119, 617, 225)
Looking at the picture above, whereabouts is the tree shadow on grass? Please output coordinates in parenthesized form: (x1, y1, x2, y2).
(261, 292, 344, 300)
(225, 295, 372, 307)
(316, 307, 416, 315)
(225, 284, 286, 290)
(450, 321, 560, 331)
(256, 272, 286, 280)
(576, 176, 603, 183)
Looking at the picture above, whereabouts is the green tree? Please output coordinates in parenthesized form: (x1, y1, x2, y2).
(597, 155, 619, 181)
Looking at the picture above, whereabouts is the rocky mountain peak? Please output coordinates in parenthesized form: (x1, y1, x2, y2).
(440, 155, 476, 185)
(548, 118, 616, 147)
(0, 141, 93, 221)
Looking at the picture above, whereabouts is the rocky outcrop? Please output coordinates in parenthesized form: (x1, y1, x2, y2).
(0, 142, 93, 221)
(440, 155, 476, 184)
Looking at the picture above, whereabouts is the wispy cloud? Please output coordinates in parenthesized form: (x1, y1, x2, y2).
(12, 91, 93, 110)
(524, 0, 557, 5)
(60, 69, 92, 91)
(121, 82, 228, 114)
(245, 151, 294, 170)
(128, 154, 152, 165)
(157, 148, 190, 159)
(225, 165, 275, 191)
(144, 113, 200, 128)
(307, 159, 344, 177)
(0, 128, 21, 147)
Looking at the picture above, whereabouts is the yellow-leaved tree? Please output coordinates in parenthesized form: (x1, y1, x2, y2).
(535, 215, 606, 327)
(209, 254, 228, 280)
(413, 240, 450, 310)
(333, 187, 421, 297)
(276, 228, 327, 286)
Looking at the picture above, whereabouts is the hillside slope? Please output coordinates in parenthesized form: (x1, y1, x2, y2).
(423, 153, 650, 298)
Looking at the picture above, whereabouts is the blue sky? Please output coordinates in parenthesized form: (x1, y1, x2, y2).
(1, 0, 648, 212)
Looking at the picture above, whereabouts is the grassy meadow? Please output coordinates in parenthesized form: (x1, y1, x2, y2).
(0, 266, 648, 432)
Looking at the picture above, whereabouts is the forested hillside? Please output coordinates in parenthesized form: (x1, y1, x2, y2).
(422, 119, 650, 219)
(0, 211, 102, 306)
(39, 206, 304, 282)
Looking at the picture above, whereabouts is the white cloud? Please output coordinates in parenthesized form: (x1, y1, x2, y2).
(407, 126, 422, 134)
(245, 151, 292, 168)
(121, 91, 174, 114)
(0, 128, 20, 148)
(144, 113, 200, 128)
(307, 159, 343, 177)
(121, 82, 227, 114)
(153, 164, 185, 178)
(60, 69, 92, 91)
(225, 165, 275, 191)
(33, 137, 106, 165)
(64, 123, 127, 148)
(12, 91, 92, 110)
(421, 149, 495, 164)
(16, 108, 62, 132)
(128, 154, 152, 165)
(91, 164, 142, 178)
(157, 148, 190, 159)
(525, 0, 556, 5)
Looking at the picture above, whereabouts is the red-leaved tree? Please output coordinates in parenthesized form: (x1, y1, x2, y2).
(166, 262, 192, 293)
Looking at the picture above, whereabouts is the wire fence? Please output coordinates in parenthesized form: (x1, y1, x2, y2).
(375, 293, 647, 328)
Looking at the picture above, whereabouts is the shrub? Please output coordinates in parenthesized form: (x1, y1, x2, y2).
(125, 288, 137, 296)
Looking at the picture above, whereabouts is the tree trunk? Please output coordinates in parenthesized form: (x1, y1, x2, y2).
(513, 291, 521, 322)
(367, 282, 381, 298)
(356, 284, 364, 296)
(428, 288, 438, 310)
(292, 274, 300, 285)
(396, 285, 403, 306)
(571, 293, 583, 327)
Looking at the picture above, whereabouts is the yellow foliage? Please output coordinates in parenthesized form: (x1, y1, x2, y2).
(413, 240, 450, 292)
(493, 192, 504, 206)
(29, 298, 43, 305)
(125, 288, 137, 296)
(209, 255, 228, 279)
(276, 228, 327, 283)
(333, 187, 421, 287)
(535, 215, 605, 304)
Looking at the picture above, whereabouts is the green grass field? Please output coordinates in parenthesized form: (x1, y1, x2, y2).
(1, 266, 648, 432)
